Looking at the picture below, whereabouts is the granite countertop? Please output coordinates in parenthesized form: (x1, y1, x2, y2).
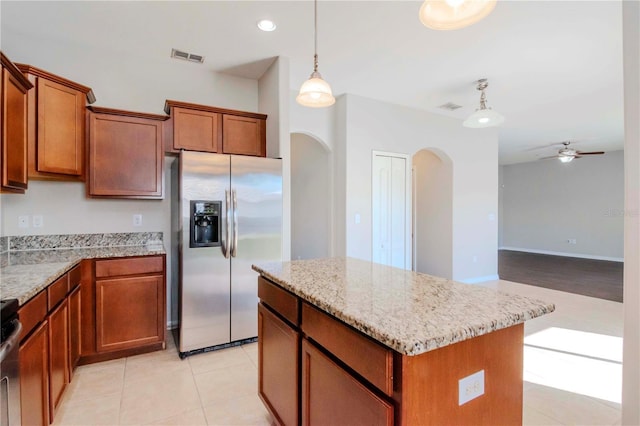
(0, 233, 165, 306)
(252, 257, 555, 356)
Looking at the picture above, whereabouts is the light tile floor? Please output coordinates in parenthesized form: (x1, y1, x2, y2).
(54, 279, 623, 425)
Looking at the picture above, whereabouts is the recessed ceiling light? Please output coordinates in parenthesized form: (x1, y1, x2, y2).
(257, 19, 277, 32)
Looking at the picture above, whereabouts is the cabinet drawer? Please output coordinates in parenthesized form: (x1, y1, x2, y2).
(18, 290, 47, 341)
(95, 256, 163, 278)
(47, 274, 69, 310)
(302, 339, 394, 426)
(302, 303, 393, 396)
(68, 264, 81, 291)
(258, 277, 299, 326)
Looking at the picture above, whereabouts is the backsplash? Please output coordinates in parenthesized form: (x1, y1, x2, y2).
(7, 232, 163, 251)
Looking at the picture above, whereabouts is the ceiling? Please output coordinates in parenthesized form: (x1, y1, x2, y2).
(1, 1, 625, 165)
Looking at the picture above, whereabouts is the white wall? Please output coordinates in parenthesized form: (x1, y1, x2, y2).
(258, 57, 291, 260)
(342, 94, 498, 282)
(291, 133, 330, 260)
(413, 149, 453, 279)
(622, 1, 640, 423)
(501, 150, 624, 261)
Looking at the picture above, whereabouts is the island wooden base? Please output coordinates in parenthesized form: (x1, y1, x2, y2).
(257, 275, 525, 426)
(394, 324, 524, 425)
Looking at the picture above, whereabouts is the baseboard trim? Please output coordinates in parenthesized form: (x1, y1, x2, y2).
(499, 246, 623, 263)
(459, 274, 500, 284)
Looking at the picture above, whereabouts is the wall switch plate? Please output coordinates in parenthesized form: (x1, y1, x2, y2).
(33, 215, 43, 228)
(133, 214, 143, 227)
(458, 370, 485, 405)
(567, 239, 577, 244)
(355, 213, 361, 224)
(18, 216, 29, 228)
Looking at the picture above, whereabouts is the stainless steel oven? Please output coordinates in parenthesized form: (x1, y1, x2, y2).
(1, 299, 22, 426)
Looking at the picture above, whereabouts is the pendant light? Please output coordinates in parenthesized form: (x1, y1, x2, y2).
(463, 78, 505, 128)
(296, 0, 335, 108)
(419, 0, 497, 31)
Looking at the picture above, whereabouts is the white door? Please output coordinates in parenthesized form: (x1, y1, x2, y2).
(372, 152, 411, 269)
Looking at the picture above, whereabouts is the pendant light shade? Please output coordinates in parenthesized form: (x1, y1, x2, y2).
(419, 0, 497, 31)
(463, 78, 504, 128)
(297, 0, 335, 108)
(296, 69, 335, 107)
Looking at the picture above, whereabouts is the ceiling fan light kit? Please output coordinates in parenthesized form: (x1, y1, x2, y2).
(539, 141, 606, 163)
(297, 0, 335, 108)
(419, 0, 497, 30)
(463, 78, 505, 128)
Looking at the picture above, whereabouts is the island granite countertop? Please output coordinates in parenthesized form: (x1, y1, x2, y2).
(252, 257, 555, 356)
(0, 232, 165, 306)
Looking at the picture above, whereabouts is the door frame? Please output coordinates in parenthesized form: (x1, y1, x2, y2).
(371, 150, 412, 270)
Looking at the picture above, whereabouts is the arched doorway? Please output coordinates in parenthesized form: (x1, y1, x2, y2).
(290, 132, 331, 259)
(412, 148, 453, 278)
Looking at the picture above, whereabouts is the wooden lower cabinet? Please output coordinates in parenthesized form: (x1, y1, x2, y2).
(48, 299, 69, 422)
(68, 284, 81, 380)
(96, 274, 164, 352)
(258, 303, 300, 426)
(19, 320, 50, 426)
(301, 339, 394, 426)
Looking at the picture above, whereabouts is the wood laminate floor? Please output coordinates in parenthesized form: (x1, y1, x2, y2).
(498, 250, 624, 302)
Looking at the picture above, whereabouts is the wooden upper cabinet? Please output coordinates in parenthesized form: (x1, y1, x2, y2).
(1, 52, 33, 193)
(222, 114, 265, 157)
(16, 63, 95, 181)
(87, 106, 168, 199)
(164, 100, 266, 157)
(172, 106, 220, 152)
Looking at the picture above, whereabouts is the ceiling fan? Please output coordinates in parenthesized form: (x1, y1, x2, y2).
(540, 141, 605, 163)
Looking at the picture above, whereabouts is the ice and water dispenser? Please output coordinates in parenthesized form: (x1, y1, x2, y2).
(189, 200, 221, 248)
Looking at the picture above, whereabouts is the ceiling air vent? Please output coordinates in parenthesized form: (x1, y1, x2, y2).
(438, 102, 463, 111)
(171, 48, 205, 64)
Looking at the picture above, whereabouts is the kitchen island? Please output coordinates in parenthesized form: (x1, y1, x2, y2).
(253, 257, 555, 426)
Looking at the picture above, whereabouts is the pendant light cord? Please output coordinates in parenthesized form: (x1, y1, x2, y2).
(313, 0, 318, 73)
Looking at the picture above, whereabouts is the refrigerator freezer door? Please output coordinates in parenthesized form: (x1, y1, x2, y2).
(230, 155, 282, 341)
(179, 151, 231, 352)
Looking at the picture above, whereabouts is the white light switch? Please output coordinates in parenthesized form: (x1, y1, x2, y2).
(133, 214, 143, 227)
(458, 370, 485, 405)
(355, 213, 361, 224)
(33, 215, 43, 228)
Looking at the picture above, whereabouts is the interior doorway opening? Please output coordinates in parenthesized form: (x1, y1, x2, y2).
(290, 132, 331, 260)
(412, 148, 453, 278)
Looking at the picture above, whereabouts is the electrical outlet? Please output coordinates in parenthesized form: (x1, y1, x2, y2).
(458, 370, 485, 405)
(18, 216, 29, 228)
(567, 239, 577, 244)
(33, 215, 43, 228)
(133, 214, 143, 227)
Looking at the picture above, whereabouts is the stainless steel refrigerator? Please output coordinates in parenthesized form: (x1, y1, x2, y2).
(173, 150, 282, 357)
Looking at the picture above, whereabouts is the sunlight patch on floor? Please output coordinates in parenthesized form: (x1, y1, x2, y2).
(523, 327, 622, 404)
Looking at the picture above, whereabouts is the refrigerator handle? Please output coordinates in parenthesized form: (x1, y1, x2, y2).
(231, 189, 238, 257)
(223, 189, 231, 259)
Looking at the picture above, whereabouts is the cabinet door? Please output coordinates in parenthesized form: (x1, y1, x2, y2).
(95, 275, 164, 352)
(68, 285, 81, 380)
(301, 339, 394, 426)
(19, 320, 50, 426)
(222, 114, 265, 157)
(88, 112, 163, 198)
(48, 299, 69, 422)
(36, 77, 85, 176)
(173, 107, 220, 152)
(1, 68, 29, 192)
(258, 303, 300, 426)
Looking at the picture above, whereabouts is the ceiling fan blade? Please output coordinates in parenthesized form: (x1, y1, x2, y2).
(538, 156, 559, 160)
(576, 151, 605, 155)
